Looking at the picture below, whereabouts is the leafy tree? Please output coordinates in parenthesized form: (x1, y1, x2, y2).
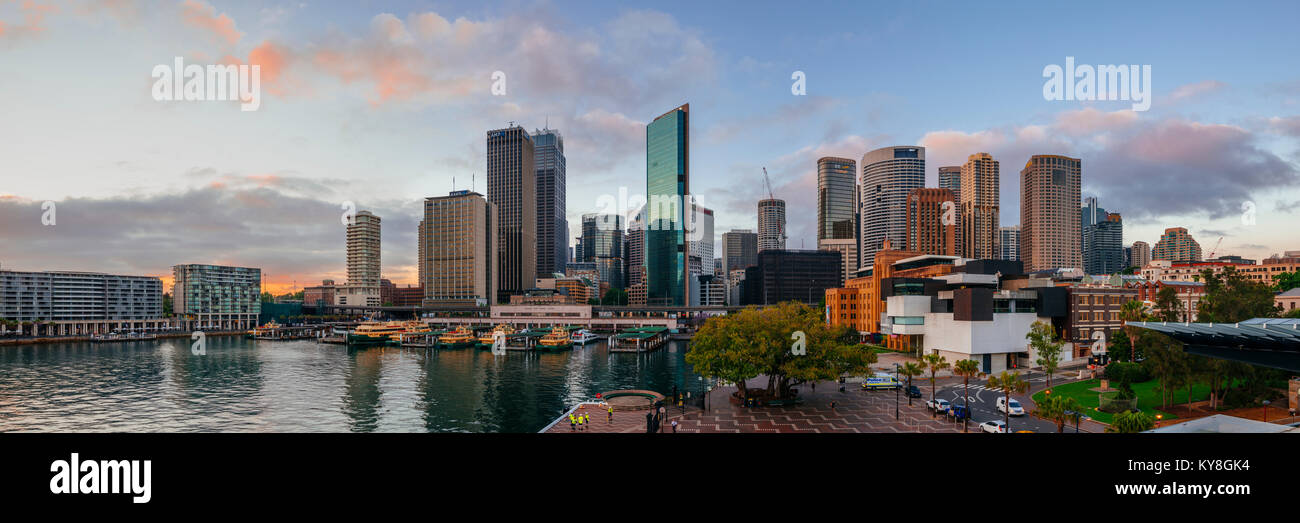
(987, 370, 1028, 431)
(1197, 266, 1280, 322)
(685, 302, 876, 401)
(1119, 300, 1146, 362)
(162, 293, 173, 317)
(1142, 332, 1189, 408)
(1027, 321, 1063, 389)
(922, 353, 950, 417)
(1272, 271, 1300, 292)
(1284, 307, 1300, 319)
(1108, 328, 1137, 362)
(1038, 394, 1083, 433)
(897, 361, 924, 406)
(1152, 286, 1185, 322)
(602, 288, 629, 306)
(952, 359, 981, 432)
(261, 291, 274, 303)
(1107, 410, 1155, 433)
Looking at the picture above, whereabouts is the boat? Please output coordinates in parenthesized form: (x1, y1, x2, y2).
(570, 329, 602, 345)
(347, 321, 408, 345)
(476, 324, 516, 348)
(388, 321, 432, 341)
(536, 326, 574, 352)
(247, 320, 282, 338)
(437, 326, 476, 348)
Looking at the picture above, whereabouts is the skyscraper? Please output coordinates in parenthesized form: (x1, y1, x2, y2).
(1019, 154, 1081, 272)
(939, 165, 962, 255)
(905, 188, 957, 256)
(645, 104, 689, 306)
(1081, 198, 1124, 274)
(757, 198, 786, 251)
(532, 127, 566, 278)
(626, 206, 645, 287)
(721, 229, 758, 274)
(581, 213, 624, 290)
(487, 125, 536, 303)
(1130, 240, 1152, 269)
(421, 191, 498, 305)
(860, 146, 925, 265)
(999, 226, 1020, 261)
(960, 152, 999, 259)
(1152, 227, 1202, 262)
(339, 210, 381, 307)
(818, 156, 857, 285)
(686, 203, 715, 306)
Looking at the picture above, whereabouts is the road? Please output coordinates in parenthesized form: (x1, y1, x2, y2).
(904, 369, 1089, 433)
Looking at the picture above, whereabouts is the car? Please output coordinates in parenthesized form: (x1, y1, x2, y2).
(904, 385, 922, 398)
(980, 420, 1007, 433)
(947, 404, 971, 420)
(926, 398, 950, 411)
(996, 397, 1026, 416)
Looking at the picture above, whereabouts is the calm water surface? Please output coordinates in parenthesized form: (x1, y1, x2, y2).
(0, 336, 705, 433)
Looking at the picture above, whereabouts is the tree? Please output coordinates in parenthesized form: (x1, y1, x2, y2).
(261, 291, 274, 303)
(685, 302, 877, 401)
(1108, 410, 1155, 433)
(1285, 308, 1300, 319)
(1272, 271, 1300, 292)
(987, 370, 1028, 431)
(1152, 286, 1185, 322)
(1027, 321, 1063, 389)
(1119, 300, 1146, 362)
(897, 361, 924, 406)
(602, 288, 628, 306)
(162, 293, 173, 317)
(1038, 394, 1083, 433)
(1142, 331, 1189, 408)
(922, 353, 950, 418)
(1197, 266, 1281, 322)
(952, 359, 981, 432)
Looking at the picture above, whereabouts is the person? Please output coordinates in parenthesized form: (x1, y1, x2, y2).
(578, 414, 585, 431)
(830, 401, 837, 410)
(607, 405, 614, 423)
(569, 413, 576, 431)
(585, 413, 591, 426)
(671, 419, 678, 433)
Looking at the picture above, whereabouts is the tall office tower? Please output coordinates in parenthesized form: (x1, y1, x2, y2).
(1084, 212, 1125, 274)
(338, 210, 382, 307)
(959, 152, 999, 259)
(860, 146, 925, 265)
(574, 237, 584, 263)
(686, 203, 715, 305)
(938, 165, 963, 256)
(905, 188, 957, 256)
(532, 127, 567, 277)
(1131, 240, 1152, 268)
(172, 264, 261, 329)
(626, 206, 645, 287)
(1152, 227, 1202, 262)
(645, 104, 689, 306)
(757, 199, 786, 251)
(999, 226, 1020, 261)
(1019, 154, 1081, 272)
(581, 213, 625, 290)
(420, 191, 498, 305)
(487, 125, 536, 303)
(817, 156, 857, 284)
(721, 229, 759, 274)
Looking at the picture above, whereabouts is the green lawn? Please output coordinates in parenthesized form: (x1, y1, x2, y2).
(1031, 379, 1215, 425)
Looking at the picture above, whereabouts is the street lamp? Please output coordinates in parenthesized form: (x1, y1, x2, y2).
(1262, 400, 1271, 423)
(893, 362, 900, 420)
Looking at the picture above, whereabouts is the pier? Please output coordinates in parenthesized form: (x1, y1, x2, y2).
(610, 327, 669, 352)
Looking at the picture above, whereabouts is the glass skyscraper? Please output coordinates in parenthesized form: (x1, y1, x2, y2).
(645, 104, 689, 306)
(532, 128, 566, 278)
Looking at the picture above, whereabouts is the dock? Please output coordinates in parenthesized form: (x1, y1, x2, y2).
(610, 327, 669, 352)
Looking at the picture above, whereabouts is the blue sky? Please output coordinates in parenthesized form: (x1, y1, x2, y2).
(1, 0, 1298, 290)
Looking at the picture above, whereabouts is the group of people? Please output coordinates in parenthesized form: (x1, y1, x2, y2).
(568, 404, 616, 431)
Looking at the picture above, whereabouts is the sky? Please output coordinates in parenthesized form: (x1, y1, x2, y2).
(2, 0, 1299, 293)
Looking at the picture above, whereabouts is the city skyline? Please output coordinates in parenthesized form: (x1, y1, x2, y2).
(2, 1, 1300, 293)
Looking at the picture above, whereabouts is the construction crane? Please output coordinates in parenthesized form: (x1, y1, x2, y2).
(761, 167, 787, 245)
(1207, 236, 1223, 259)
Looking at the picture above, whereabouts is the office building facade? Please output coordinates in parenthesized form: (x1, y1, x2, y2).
(487, 125, 537, 303)
(581, 213, 625, 290)
(999, 226, 1020, 261)
(421, 191, 498, 306)
(1019, 155, 1082, 272)
(860, 146, 925, 265)
(905, 187, 957, 256)
(960, 152, 999, 259)
(533, 127, 567, 278)
(645, 105, 690, 306)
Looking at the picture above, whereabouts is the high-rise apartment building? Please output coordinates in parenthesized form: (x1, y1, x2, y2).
(1084, 212, 1125, 274)
(860, 146, 925, 265)
(1019, 155, 1082, 272)
(0, 269, 162, 321)
(960, 152, 999, 259)
(532, 127, 567, 278)
(420, 191, 498, 306)
(818, 156, 858, 286)
(939, 165, 962, 255)
(905, 188, 957, 256)
(339, 210, 381, 307)
(1130, 241, 1152, 269)
(626, 206, 645, 287)
(645, 105, 689, 306)
(581, 213, 624, 290)
(487, 125, 537, 303)
(1152, 227, 1202, 262)
(999, 226, 1020, 261)
(757, 198, 786, 251)
(172, 264, 261, 329)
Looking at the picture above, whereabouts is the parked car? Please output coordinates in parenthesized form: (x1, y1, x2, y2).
(947, 404, 971, 420)
(904, 385, 922, 398)
(980, 420, 1007, 433)
(925, 398, 950, 412)
(996, 397, 1026, 416)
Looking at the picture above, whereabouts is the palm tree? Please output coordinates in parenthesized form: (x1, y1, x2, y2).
(1038, 394, 1083, 433)
(988, 370, 1028, 432)
(952, 359, 981, 432)
(1120, 300, 1146, 362)
(922, 353, 950, 417)
(897, 361, 924, 406)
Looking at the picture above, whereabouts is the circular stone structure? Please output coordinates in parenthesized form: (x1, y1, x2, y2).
(600, 390, 665, 411)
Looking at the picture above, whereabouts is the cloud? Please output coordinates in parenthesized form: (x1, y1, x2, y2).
(1267, 116, 1300, 137)
(1168, 80, 1226, 103)
(179, 0, 242, 46)
(0, 0, 58, 44)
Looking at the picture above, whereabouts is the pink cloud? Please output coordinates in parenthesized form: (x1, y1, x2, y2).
(180, 0, 242, 46)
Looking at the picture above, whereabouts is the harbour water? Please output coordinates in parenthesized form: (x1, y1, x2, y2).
(0, 336, 705, 433)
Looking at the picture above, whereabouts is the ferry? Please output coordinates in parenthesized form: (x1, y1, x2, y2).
(476, 324, 516, 348)
(389, 321, 433, 343)
(536, 326, 574, 352)
(247, 320, 282, 338)
(437, 326, 476, 348)
(347, 321, 408, 345)
(570, 329, 602, 346)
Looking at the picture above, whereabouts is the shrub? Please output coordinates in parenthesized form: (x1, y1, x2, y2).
(1104, 361, 1150, 383)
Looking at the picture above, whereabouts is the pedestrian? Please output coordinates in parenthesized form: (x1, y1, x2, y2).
(607, 405, 614, 423)
(671, 420, 678, 433)
(569, 413, 576, 431)
(578, 414, 585, 431)
(585, 413, 591, 427)
(830, 401, 837, 410)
